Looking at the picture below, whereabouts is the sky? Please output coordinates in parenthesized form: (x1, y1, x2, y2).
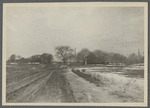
(5, 5, 144, 60)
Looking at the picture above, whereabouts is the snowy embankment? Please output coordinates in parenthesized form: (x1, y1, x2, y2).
(70, 66, 144, 102)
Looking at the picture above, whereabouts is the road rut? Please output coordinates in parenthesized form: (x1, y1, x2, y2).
(30, 70, 75, 103)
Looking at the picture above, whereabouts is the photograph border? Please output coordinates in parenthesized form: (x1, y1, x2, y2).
(1, 1, 149, 107)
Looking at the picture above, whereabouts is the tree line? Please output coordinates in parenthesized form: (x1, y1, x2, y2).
(7, 46, 144, 65)
(7, 53, 53, 64)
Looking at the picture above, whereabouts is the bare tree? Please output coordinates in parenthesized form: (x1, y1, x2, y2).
(93, 50, 106, 61)
(68, 54, 76, 62)
(40, 53, 53, 64)
(30, 55, 41, 64)
(55, 46, 74, 64)
(77, 48, 90, 65)
(9, 54, 16, 62)
(127, 53, 138, 65)
(93, 50, 103, 58)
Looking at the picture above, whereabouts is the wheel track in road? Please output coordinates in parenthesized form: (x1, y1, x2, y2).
(6, 70, 53, 102)
(59, 71, 76, 102)
(7, 68, 50, 87)
(30, 70, 76, 103)
(6, 70, 49, 94)
(27, 71, 54, 102)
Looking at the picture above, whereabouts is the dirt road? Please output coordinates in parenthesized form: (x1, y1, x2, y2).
(30, 70, 75, 103)
(6, 66, 75, 103)
(6, 64, 144, 103)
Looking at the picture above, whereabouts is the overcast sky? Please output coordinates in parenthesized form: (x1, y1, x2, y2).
(5, 5, 144, 60)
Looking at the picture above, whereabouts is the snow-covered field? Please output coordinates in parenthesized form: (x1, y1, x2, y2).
(71, 65, 144, 102)
(76, 65, 144, 78)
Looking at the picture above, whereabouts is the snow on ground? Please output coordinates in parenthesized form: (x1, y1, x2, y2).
(64, 69, 123, 102)
(76, 65, 144, 71)
(75, 66, 144, 88)
(124, 66, 144, 70)
(70, 65, 144, 102)
(88, 72, 144, 91)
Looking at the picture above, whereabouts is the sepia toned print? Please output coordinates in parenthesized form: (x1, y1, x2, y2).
(2, 2, 148, 106)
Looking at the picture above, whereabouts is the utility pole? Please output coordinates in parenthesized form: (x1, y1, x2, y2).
(75, 48, 77, 63)
(75, 48, 76, 55)
(138, 49, 140, 56)
(137, 49, 141, 65)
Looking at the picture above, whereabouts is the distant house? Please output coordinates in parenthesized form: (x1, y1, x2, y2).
(10, 62, 18, 64)
(15, 55, 22, 60)
(9, 60, 20, 64)
(7, 55, 22, 64)
(52, 61, 63, 65)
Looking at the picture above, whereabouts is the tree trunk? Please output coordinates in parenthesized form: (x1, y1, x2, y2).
(83, 58, 87, 65)
(63, 60, 66, 65)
